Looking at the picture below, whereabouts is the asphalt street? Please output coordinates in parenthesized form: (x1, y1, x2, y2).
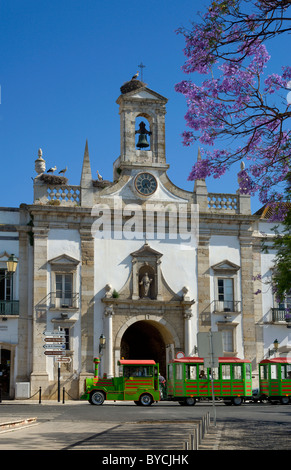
(0, 400, 290, 452)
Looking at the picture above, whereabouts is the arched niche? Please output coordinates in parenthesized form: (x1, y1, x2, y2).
(138, 264, 155, 299)
(131, 243, 163, 301)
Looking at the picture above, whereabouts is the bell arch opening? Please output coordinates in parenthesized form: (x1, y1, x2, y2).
(120, 320, 174, 377)
(135, 115, 152, 150)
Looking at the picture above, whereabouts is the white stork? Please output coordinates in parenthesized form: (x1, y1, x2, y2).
(47, 166, 57, 174)
(131, 71, 139, 80)
(96, 170, 103, 181)
(58, 166, 68, 175)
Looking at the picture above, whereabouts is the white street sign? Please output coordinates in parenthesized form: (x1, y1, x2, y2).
(43, 337, 65, 343)
(44, 350, 66, 356)
(43, 331, 65, 337)
(197, 331, 223, 368)
(56, 357, 71, 363)
(43, 343, 65, 349)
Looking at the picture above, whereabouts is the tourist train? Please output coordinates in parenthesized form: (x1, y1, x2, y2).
(80, 356, 291, 406)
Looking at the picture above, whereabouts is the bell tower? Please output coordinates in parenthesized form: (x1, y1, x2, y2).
(114, 80, 168, 175)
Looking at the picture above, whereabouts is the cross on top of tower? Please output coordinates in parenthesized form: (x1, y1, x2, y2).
(138, 62, 146, 82)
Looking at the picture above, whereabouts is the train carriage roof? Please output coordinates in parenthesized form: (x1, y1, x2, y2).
(118, 359, 156, 365)
(169, 357, 251, 364)
(260, 357, 291, 364)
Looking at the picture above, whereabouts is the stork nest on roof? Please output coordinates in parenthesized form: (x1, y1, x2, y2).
(39, 174, 68, 185)
(120, 80, 146, 94)
(93, 179, 112, 188)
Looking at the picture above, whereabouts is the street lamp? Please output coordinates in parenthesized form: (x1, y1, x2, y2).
(99, 334, 106, 354)
(6, 254, 18, 274)
(0, 254, 18, 281)
(0, 254, 18, 318)
(268, 339, 279, 357)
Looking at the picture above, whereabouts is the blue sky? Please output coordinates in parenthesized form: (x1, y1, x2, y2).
(0, 0, 286, 213)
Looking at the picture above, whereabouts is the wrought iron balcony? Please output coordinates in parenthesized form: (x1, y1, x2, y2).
(0, 300, 19, 315)
(49, 292, 79, 309)
(212, 300, 241, 313)
(271, 308, 291, 323)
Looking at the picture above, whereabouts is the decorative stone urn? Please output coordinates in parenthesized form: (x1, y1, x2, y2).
(35, 148, 46, 174)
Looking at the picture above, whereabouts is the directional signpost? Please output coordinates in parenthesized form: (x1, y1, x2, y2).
(57, 356, 71, 363)
(197, 331, 223, 426)
(43, 328, 67, 401)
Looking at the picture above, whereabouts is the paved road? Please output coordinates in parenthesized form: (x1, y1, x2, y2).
(0, 400, 290, 452)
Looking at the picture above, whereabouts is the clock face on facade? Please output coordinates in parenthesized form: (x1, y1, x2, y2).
(134, 172, 157, 196)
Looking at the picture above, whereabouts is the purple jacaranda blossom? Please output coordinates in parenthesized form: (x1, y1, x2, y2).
(175, 0, 291, 219)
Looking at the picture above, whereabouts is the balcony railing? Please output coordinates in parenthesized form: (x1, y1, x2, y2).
(212, 300, 241, 313)
(49, 292, 79, 309)
(272, 308, 291, 323)
(0, 300, 19, 315)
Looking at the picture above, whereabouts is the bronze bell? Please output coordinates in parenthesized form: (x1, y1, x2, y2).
(136, 133, 149, 149)
(135, 121, 151, 149)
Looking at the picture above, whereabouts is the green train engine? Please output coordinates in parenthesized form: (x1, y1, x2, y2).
(80, 358, 160, 406)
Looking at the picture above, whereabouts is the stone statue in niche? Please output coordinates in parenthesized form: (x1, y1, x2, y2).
(139, 272, 152, 298)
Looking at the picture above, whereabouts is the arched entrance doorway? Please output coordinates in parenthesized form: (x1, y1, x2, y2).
(120, 320, 171, 376)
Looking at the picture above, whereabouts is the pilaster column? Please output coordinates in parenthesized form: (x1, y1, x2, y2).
(104, 305, 114, 377)
(30, 227, 49, 395)
(16, 227, 31, 382)
(197, 232, 211, 331)
(79, 228, 94, 376)
(240, 233, 256, 362)
(183, 308, 193, 355)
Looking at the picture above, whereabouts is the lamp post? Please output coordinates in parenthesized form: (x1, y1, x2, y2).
(6, 254, 18, 275)
(99, 334, 106, 354)
(99, 334, 106, 378)
(0, 255, 18, 313)
(269, 339, 279, 357)
(0, 254, 18, 281)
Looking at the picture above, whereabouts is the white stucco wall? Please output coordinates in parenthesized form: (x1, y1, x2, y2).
(258, 221, 290, 358)
(93, 236, 198, 359)
(0, 209, 20, 387)
(47, 229, 81, 379)
(209, 235, 244, 356)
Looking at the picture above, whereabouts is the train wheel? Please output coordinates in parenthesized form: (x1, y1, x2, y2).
(90, 391, 105, 405)
(185, 397, 196, 406)
(281, 396, 290, 405)
(139, 393, 153, 406)
(232, 397, 242, 406)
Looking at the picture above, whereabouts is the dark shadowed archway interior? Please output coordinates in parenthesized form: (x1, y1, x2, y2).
(121, 321, 166, 376)
(0, 349, 11, 398)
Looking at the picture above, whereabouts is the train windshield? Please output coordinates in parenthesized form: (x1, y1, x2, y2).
(123, 366, 154, 377)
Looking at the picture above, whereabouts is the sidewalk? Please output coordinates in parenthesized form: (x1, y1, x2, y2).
(1, 400, 289, 450)
(0, 400, 222, 450)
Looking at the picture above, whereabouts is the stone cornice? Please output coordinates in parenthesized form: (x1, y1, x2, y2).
(101, 297, 195, 308)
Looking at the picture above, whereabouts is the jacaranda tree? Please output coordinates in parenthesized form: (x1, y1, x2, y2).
(175, 0, 291, 221)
